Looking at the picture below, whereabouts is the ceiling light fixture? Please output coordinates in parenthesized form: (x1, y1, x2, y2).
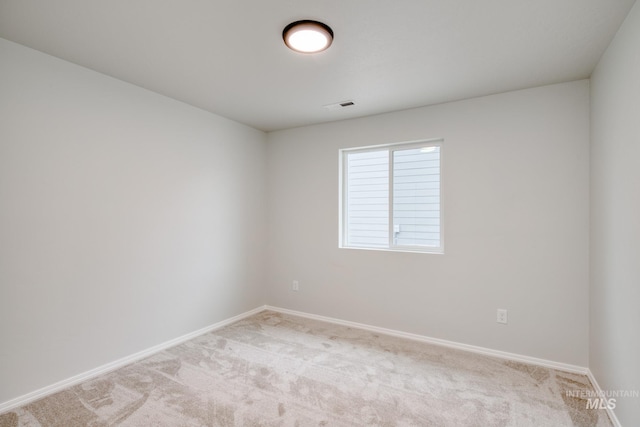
(283, 20, 333, 54)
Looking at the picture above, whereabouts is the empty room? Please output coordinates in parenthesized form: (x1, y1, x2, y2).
(0, 1, 638, 426)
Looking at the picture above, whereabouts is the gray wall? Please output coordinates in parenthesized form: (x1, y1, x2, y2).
(6, 9, 639, 415)
(267, 81, 590, 366)
(0, 38, 267, 404)
(590, 0, 640, 424)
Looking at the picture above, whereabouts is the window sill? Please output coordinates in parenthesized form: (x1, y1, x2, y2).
(339, 245, 444, 255)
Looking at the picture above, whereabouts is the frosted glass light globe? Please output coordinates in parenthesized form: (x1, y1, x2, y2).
(283, 21, 333, 54)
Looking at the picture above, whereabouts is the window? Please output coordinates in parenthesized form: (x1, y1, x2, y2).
(340, 139, 442, 253)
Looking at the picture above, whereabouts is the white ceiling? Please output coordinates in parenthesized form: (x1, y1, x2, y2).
(0, 0, 636, 131)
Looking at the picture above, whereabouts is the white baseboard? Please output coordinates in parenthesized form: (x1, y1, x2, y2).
(2, 304, 601, 419)
(265, 306, 627, 427)
(586, 370, 622, 427)
(265, 305, 589, 375)
(0, 305, 267, 413)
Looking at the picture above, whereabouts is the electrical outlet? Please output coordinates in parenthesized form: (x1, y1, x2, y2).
(497, 309, 508, 324)
(292, 280, 299, 291)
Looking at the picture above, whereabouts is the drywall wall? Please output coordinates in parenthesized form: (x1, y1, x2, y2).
(590, 0, 640, 424)
(0, 38, 267, 404)
(267, 81, 590, 366)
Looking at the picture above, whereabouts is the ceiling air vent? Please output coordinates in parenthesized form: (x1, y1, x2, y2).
(323, 100, 356, 110)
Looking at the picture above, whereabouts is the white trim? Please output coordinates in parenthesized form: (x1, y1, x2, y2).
(586, 370, 622, 427)
(339, 138, 444, 254)
(340, 137, 444, 153)
(0, 305, 267, 413)
(2, 304, 597, 417)
(265, 305, 588, 375)
(387, 147, 394, 246)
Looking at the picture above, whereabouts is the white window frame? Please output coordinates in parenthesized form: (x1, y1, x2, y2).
(339, 138, 444, 254)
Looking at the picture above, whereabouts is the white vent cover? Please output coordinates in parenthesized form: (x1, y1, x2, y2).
(323, 100, 355, 110)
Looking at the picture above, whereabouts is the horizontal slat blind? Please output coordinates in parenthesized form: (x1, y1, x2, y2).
(393, 147, 440, 247)
(345, 150, 388, 247)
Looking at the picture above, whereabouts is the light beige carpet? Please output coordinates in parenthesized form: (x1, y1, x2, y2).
(0, 311, 612, 426)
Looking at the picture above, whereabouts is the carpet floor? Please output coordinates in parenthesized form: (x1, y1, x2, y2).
(0, 311, 612, 426)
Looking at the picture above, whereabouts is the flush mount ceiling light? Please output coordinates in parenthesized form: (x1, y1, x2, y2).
(283, 20, 333, 53)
